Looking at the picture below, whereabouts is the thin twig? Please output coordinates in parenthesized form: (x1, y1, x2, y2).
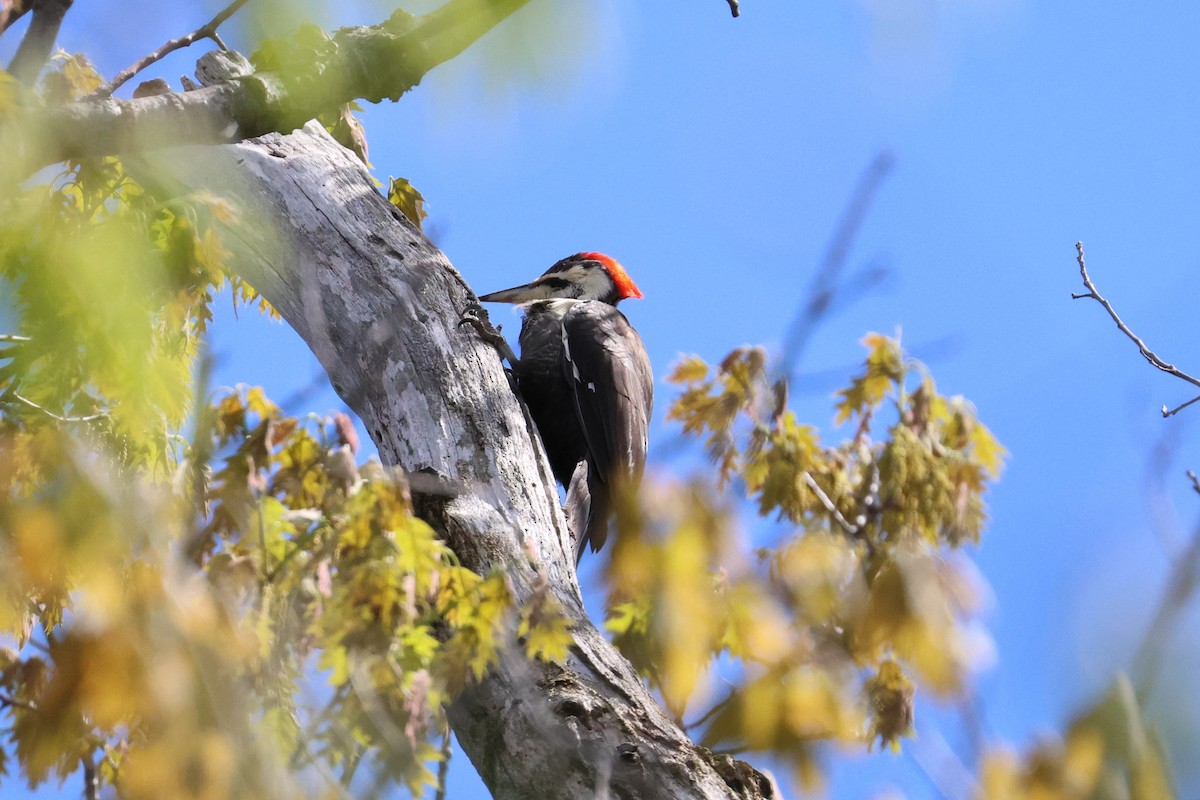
(683, 685, 736, 731)
(0, 692, 36, 712)
(1188, 470, 1200, 496)
(1072, 242, 1200, 417)
(280, 366, 337, 415)
(906, 721, 978, 800)
(91, 0, 253, 98)
(803, 471, 858, 535)
(434, 718, 452, 800)
(1142, 436, 1188, 558)
(7, 392, 106, 423)
(957, 691, 987, 770)
(779, 151, 894, 384)
(1163, 394, 1200, 418)
(0, 334, 32, 343)
(82, 753, 98, 800)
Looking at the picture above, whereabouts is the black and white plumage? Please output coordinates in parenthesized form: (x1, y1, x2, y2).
(478, 253, 652, 562)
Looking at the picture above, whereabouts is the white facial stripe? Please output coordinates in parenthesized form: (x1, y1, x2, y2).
(531, 263, 612, 300)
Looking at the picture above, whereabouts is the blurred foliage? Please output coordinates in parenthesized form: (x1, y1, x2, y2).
(605, 341, 1178, 798)
(0, 380, 566, 798)
(0, 53, 570, 798)
(607, 339, 1004, 790)
(0, 6, 1184, 800)
(980, 676, 1173, 800)
(0, 55, 271, 473)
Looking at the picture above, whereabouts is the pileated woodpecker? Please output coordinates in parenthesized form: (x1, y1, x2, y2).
(475, 253, 653, 562)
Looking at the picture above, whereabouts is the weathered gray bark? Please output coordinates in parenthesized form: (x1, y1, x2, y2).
(145, 122, 773, 800)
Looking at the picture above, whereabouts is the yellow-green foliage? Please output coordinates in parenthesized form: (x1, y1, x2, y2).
(612, 335, 1006, 790)
(0, 58, 571, 795)
(0, 386, 570, 798)
(979, 676, 1173, 800)
(0, 56, 268, 477)
(0, 48, 1169, 800)
(614, 337, 1172, 797)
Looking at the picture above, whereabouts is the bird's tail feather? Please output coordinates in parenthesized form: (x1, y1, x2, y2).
(566, 462, 609, 564)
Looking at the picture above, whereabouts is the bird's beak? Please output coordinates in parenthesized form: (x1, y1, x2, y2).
(478, 280, 553, 304)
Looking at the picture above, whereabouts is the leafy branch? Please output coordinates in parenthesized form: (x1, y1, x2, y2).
(4, 0, 536, 178)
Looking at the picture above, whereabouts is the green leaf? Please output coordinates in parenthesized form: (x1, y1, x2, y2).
(834, 333, 903, 424)
(387, 177, 428, 230)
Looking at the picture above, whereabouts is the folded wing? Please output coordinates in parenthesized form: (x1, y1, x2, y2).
(560, 301, 653, 559)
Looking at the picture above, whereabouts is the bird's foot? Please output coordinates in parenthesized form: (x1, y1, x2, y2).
(459, 301, 503, 344)
(460, 301, 518, 364)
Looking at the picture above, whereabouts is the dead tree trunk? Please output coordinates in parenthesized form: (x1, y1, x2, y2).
(145, 122, 773, 800)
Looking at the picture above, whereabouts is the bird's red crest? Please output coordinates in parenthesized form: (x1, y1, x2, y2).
(580, 252, 643, 300)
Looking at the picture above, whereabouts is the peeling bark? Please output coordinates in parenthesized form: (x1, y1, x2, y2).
(143, 123, 772, 800)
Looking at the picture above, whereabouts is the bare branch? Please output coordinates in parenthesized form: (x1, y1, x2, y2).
(82, 754, 98, 800)
(906, 722, 978, 800)
(1072, 242, 1200, 416)
(803, 471, 858, 536)
(92, 0, 253, 99)
(1142, 436, 1189, 557)
(1163, 394, 1200, 418)
(0, 691, 36, 712)
(6, 391, 106, 423)
(684, 684, 736, 732)
(725, 0, 740, 17)
(434, 719, 452, 800)
(6, 0, 72, 84)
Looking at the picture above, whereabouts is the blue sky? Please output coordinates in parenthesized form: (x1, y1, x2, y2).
(6, 1, 1200, 797)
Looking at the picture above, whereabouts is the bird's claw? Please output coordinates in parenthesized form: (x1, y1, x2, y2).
(460, 301, 518, 364)
(459, 302, 501, 340)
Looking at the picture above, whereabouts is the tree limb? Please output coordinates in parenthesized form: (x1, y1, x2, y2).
(92, 0, 252, 98)
(7, 0, 530, 177)
(138, 122, 772, 800)
(5, 0, 72, 84)
(1072, 241, 1200, 417)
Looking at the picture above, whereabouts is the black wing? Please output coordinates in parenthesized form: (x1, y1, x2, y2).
(560, 301, 653, 557)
